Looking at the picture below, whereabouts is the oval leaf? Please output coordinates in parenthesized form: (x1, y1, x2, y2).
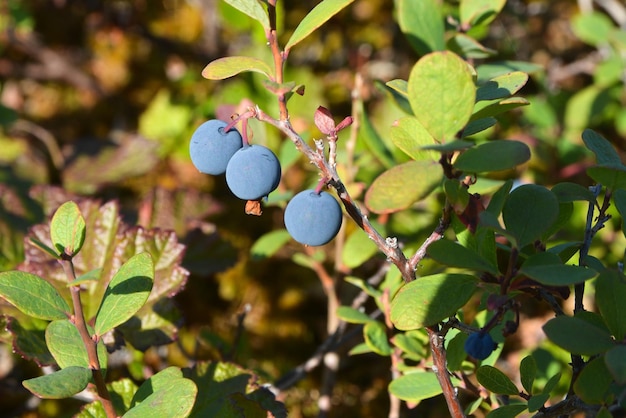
(573, 356, 613, 405)
(520, 355, 536, 394)
(250, 230, 291, 260)
(454, 140, 530, 173)
(23, 366, 91, 399)
(50, 201, 86, 256)
(46, 320, 107, 371)
(476, 72, 529, 102)
(363, 321, 392, 356)
(388, 372, 442, 402)
(127, 374, 197, 418)
(341, 228, 379, 269)
(427, 239, 498, 275)
(202, 56, 273, 80)
(595, 270, 626, 341)
(365, 160, 442, 214)
(396, 0, 445, 56)
(285, 0, 356, 51)
(336, 306, 372, 324)
(551, 182, 596, 202)
(519, 253, 597, 286)
(223, 0, 270, 29)
(605, 345, 626, 384)
(390, 274, 478, 330)
(0, 271, 70, 320)
(542, 315, 614, 356)
(582, 129, 623, 168)
(460, 0, 506, 26)
(502, 185, 559, 247)
(94, 252, 154, 336)
(476, 365, 519, 396)
(390, 117, 437, 161)
(408, 52, 475, 142)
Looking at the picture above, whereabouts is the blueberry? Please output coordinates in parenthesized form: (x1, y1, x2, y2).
(225, 144, 281, 200)
(189, 119, 243, 175)
(464, 332, 497, 360)
(284, 190, 343, 246)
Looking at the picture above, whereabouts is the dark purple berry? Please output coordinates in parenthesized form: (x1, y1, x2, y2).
(464, 332, 497, 360)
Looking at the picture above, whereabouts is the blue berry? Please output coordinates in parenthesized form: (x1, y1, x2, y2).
(225, 145, 281, 200)
(464, 332, 497, 360)
(189, 119, 243, 175)
(284, 190, 343, 246)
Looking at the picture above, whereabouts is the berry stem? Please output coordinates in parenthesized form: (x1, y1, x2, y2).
(314, 178, 327, 195)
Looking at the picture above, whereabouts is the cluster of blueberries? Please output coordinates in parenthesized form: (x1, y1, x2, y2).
(189, 119, 343, 246)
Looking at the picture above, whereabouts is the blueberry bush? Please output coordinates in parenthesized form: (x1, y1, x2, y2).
(1, 0, 626, 417)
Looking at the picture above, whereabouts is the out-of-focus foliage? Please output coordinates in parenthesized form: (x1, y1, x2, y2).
(0, 0, 625, 417)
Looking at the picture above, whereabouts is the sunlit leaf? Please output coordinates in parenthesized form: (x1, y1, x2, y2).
(250, 230, 291, 260)
(363, 321, 391, 356)
(223, 0, 269, 30)
(460, 0, 506, 26)
(23, 366, 91, 399)
(336, 306, 371, 324)
(396, 0, 445, 55)
(50, 201, 86, 256)
(477, 365, 519, 395)
(388, 372, 442, 402)
(476, 72, 529, 102)
(543, 315, 614, 355)
(202, 56, 273, 80)
(285, 0, 356, 51)
(0, 271, 70, 320)
(390, 117, 437, 162)
(46, 319, 107, 372)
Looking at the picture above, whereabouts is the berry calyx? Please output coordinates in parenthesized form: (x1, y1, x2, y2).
(225, 144, 281, 200)
(284, 190, 343, 246)
(464, 332, 497, 360)
(189, 119, 243, 175)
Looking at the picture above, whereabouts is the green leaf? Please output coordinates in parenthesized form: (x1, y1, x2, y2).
(586, 166, 626, 191)
(46, 320, 107, 371)
(358, 103, 395, 168)
(285, 0, 356, 51)
(447, 34, 496, 59)
(486, 404, 527, 418)
(0, 271, 70, 320)
(6, 316, 54, 366)
(426, 239, 498, 275)
(541, 372, 562, 395)
(527, 393, 549, 413)
(476, 61, 543, 83)
(23, 366, 92, 399)
(595, 270, 626, 340)
(551, 182, 596, 202)
(388, 372, 442, 402)
(69, 268, 102, 287)
(476, 72, 529, 102)
(422, 140, 474, 152)
(519, 355, 536, 394)
(390, 116, 437, 162)
(462, 117, 497, 137)
(582, 129, 623, 168)
(519, 253, 597, 286)
(571, 11, 615, 46)
(250, 230, 291, 260)
(574, 356, 613, 405)
(365, 160, 442, 214)
(476, 365, 519, 395)
(375, 80, 412, 114)
(50, 201, 86, 256)
(454, 140, 530, 173)
(336, 306, 371, 324)
(396, 0, 445, 56)
(127, 367, 197, 418)
(94, 252, 154, 336)
(460, 0, 506, 26)
(471, 97, 530, 120)
(502, 184, 559, 247)
(202, 56, 273, 80)
(605, 345, 626, 384)
(363, 321, 392, 356)
(614, 189, 626, 236)
(542, 316, 615, 356)
(390, 274, 477, 330)
(408, 52, 475, 142)
(223, 0, 269, 30)
(393, 332, 427, 360)
(446, 331, 469, 371)
(341, 228, 380, 269)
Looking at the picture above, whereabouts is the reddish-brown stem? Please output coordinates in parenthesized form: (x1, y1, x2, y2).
(255, 108, 415, 282)
(427, 326, 465, 418)
(266, 1, 288, 121)
(60, 256, 116, 418)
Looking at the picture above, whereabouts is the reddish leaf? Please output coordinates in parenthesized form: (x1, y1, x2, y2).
(314, 106, 336, 135)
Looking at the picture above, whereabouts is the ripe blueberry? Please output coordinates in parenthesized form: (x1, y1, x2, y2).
(284, 190, 343, 246)
(189, 119, 243, 175)
(225, 144, 281, 200)
(464, 332, 497, 360)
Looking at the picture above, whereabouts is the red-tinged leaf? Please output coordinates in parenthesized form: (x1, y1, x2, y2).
(336, 116, 353, 131)
(314, 106, 336, 135)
